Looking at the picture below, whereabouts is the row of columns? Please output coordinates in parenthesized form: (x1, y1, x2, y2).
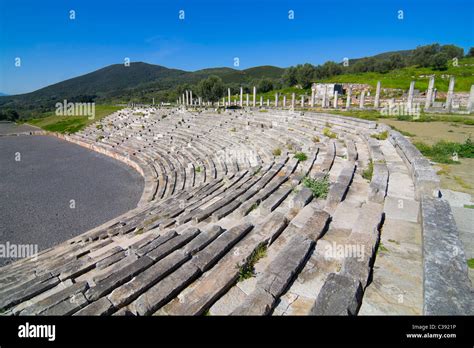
(177, 80, 474, 113)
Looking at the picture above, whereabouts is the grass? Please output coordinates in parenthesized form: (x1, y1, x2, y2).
(303, 175, 330, 199)
(370, 130, 389, 140)
(464, 204, 474, 209)
(320, 57, 474, 92)
(323, 127, 337, 139)
(453, 176, 473, 190)
(272, 147, 282, 156)
(294, 152, 308, 161)
(362, 160, 374, 181)
(414, 138, 474, 164)
(237, 244, 268, 282)
(195, 166, 202, 173)
(389, 125, 415, 137)
(27, 105, 123, 134)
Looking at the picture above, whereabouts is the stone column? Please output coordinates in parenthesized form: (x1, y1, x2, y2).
(374, 81, 381, 108)
(275, 93, 279, 107)
(346, 85, 352, 109)
(467, 85, 474, 114)
(190, 91, 193, 105)
(310, 89, 315, 107)
(198, 97, 202, 106)
(425, 76, 435, 110)
(185, 91, 189, 105)
(222, 97, 225, 106)
(407, 81, 415, 110)
(260, 96, 263, 107)
(283, 95, 286, 108)
(267, 99, 270, 107)
(322, 86, 327, 108)
(246, 93, 249, 107)
(291, 93, 296, 109)
(432, 88, 437, 103)
(333, 91, 338, 109)
(239, 87, 243, 107)
(301, 95, 304, 107)
(359, 91, 365, 109)
(228, 88, 231, 106)
(446, 77, 455, 112)
(253, 86, 257, 107)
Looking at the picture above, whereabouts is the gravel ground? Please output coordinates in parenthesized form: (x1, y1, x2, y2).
(0, 134, 144, 266)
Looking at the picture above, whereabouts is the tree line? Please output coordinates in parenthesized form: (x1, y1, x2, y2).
(176, 44, 472, 102)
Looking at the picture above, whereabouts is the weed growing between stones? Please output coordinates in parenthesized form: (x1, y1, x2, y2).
(370, 130, 389, 140)
(467, 259, 474, 269)
(362, 160, 374, 181)
(303, 175, 329, 199)
(272, 147, 281, 156)
(237, 243, 268, 282)
(323, 127, 337, 139)
(294, 152, 308, 161)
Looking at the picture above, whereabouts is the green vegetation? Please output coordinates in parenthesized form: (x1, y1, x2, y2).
(370, 130, 389, 140)
(237, 244, 268, 282)
(294, 152, 308, 161)
(377, 242, 389, 254)
(414, 138, 474, 164)
(467, 259, 474, 269)
(272, 147, 282, 156)
(303, 176, 330, 199)
(249, 202, 259, 212)
(362, 160, 374, 181)
(323, 127, 337, 139)
(464, 204, 474, 209)
(195, 166, 202, 173)
(27, 105, 123, 134)
(2, 44, 471, 119)
(312, 136, 320, 143)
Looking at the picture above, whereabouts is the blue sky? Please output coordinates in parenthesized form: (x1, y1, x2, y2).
(0, 0, 472, 95)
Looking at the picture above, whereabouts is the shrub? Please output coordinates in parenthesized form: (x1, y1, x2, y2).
(195, 166, 202, 173)
(294, 152, 308, 161)
(303, 176, 330, 198)
(312, 136, 320, 143)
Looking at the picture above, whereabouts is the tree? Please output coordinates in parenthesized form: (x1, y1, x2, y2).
(257, 78, 274, 93)
(430, 52, 448, 70)
(282, 67, 297, 87)
(388, 53, 405, 69)
(295, 63, 316, 89)
(197, 75, 225, 103)
(0, 109, 20, 122)
(467, 47, 474, 57)
(441, 45, 464, 60)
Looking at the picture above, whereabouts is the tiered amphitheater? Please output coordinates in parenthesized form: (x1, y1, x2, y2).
(0, 107, 472, 316)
